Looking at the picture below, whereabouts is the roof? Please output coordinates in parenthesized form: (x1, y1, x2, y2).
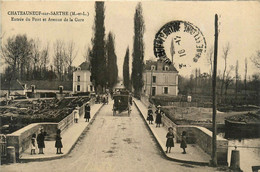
(1, 80, 25, 90)
(79, 61, 90, 70)
(22, 80, 72, 91)
(145, 59, 178, 72)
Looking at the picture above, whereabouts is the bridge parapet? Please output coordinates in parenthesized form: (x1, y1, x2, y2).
(6, 99, 94, 160)
(176, 125, 228, 165)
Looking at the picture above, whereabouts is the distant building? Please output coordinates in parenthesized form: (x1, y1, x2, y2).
(73, 61, 94, 93)
(143, 59, 178, 96)
(1, 79, 73, 98)
(0, 80, 27, 97)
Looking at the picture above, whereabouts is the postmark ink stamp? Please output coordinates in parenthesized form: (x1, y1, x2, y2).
(154, 20, 207, 66)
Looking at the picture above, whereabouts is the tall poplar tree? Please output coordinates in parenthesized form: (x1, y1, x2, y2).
(131, 2, 145, 96)
(106, 32, 118, 90)
(123, 47, 130, 90)
(91, 1, 106, 92)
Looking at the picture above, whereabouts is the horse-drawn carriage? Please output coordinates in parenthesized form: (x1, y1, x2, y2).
(112, 88, 131, 116)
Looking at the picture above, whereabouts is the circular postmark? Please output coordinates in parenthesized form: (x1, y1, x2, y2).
(154, 20, 207, 67)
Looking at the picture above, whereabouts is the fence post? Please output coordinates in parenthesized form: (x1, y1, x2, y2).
(7, 146, 16, 163)
(230, 148, 242, 172)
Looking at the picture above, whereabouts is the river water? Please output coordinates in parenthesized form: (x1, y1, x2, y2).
(218, 132, 260, 172)
(227, 138, 260, 172)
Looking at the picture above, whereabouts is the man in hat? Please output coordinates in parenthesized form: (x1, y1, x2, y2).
(155, 105, 162, 127)
(37, 128, 47, 154)
(84, 102, 91, 122)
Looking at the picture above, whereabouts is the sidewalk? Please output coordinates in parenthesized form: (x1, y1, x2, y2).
(134, 99, 211, 166)
(19, 103, 103, 162)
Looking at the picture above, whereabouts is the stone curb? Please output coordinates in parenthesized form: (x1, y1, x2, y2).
(19, 104, 104, 163)
(133, 100, 209, 166)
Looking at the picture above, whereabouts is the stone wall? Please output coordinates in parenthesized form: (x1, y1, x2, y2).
(176, 125, 228, 165)
(6, 99, 94, 159)
(139, 95, 228, 165)
(6, 123, 58, 159)
(57, 100, 90, 133)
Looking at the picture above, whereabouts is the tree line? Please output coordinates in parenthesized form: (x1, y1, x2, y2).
(90, 2, 145, 95)
(1, 2, 146, 96)
(1, 35, 78, 82)
(179, 45, 260, 105)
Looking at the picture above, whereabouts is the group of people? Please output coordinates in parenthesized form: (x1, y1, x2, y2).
(73, 102, 91, 123)
(31, 128, 63, 155)
(31, 102, 92, 155)
(95, 94, 109, 104)
(165, 127, 187, 154)
(147, 105, 164, 127)
(147, 105, 187, 154)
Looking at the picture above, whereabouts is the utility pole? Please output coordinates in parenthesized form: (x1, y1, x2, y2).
(211, 14, 218, 166)
(150, 68, 154, 98)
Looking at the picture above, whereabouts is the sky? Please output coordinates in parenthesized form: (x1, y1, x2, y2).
(1, 1, 260, 79)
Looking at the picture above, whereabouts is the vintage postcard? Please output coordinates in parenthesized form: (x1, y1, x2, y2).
(0, 1, 259, 172)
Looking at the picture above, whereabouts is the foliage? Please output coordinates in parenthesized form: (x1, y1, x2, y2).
(123, 47, 130, 90)
(106, 32, 118, 89)
(251, 50, 260, 69)
(1, 34, 79, 83)
(91, 1, 107, 92)
(1, 34, 32, 81)
(131, 2, 145, 96)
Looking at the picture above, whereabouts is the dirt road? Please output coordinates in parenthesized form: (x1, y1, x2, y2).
(1, 101, 218, 172)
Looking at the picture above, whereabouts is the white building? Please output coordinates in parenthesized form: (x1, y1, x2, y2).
(73, 62, 94, 93)
(143, 59, 178, 96)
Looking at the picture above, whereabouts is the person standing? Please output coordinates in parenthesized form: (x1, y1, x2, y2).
(37, 128, 46, 154)
(74, 105, 80, 123)
(31, 133, 37, 155)
(165, 127, 174, 153)
(155, 105, 162, 127)
(147, 106, 153, 124)
(55, 129, 63, 154)
(84, 102, 91, 122)
(180, 131, 187, 154)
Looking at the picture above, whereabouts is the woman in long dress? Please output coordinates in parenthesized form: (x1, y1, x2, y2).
(155, 105, 162, 127)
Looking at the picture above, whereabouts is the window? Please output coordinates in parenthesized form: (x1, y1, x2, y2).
(77, 85, 80, 91)
(151, 65, 156, 70)
(152, 76, 156, 83)
(90, 85, 93, 92)
(77, 76, 80, 82)
(164, 87, 168, 94)
(164, 66, 169, 71)
(152, 87, 156, 96)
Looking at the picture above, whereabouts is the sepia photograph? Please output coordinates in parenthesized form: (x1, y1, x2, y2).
(0, 1, 259, 171)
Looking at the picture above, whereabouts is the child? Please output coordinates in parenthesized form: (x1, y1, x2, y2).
(180, 131, 187, 154)
(74, 105, 80, 123)
(165, 127, 174, 153)
(55, 129, 63, 154)
(31, 133, 37, 155)
(147, 106, 153, 124)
